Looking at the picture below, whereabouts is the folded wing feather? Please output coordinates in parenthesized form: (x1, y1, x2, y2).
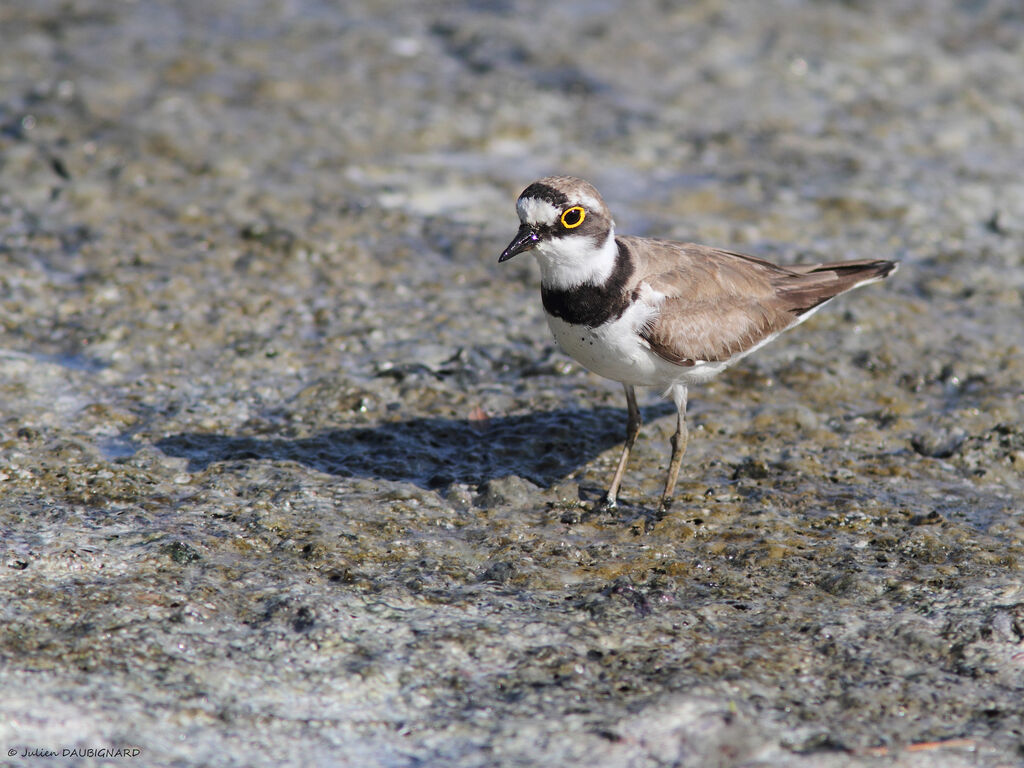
(623, 237, 894, 366)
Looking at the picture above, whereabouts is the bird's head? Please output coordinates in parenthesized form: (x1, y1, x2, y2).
(498, 176, 617, 289)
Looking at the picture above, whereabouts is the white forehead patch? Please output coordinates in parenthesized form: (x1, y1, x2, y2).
(575, 192, 604, 213)
(517, 196, 560, 227)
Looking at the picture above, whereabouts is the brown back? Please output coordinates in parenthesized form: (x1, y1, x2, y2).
(624, 237, 895, 366)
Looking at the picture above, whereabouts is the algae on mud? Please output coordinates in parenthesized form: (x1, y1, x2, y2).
(1, 1, 1023, 767)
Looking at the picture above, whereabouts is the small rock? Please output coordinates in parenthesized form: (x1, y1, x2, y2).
(479, 561, 516, 584)
(910, 428, 967, 458)
(991, 611, 1020, 643)
(167, 541, 201, 564)
(908, 510, 942, 526)
(476, 475, 540, 508)
(444, 483, 474, 511)
(292, 606, 316, 633)
(732, 457, 770, 480)
(548, 480, 580, 505)
(560, 508, 583, 525)
(816, 571, 856, 596)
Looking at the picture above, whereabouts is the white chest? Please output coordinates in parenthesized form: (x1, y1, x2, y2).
(545, 301, 665, 387)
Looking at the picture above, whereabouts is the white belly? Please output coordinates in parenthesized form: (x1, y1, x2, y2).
(546, 304, 667, 387)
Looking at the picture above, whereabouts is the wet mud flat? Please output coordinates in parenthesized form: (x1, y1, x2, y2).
(1, 1, 1023, 766)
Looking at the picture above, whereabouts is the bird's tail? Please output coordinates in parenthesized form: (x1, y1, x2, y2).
(781, 259, 897, 316)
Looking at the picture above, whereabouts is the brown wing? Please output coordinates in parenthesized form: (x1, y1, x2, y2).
(622, 237, 895, 366)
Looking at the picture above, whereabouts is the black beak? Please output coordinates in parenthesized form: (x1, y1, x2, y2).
(498, 223, 539, 263)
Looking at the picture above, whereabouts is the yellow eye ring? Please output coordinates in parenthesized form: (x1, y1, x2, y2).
(560, 206, 586, 229)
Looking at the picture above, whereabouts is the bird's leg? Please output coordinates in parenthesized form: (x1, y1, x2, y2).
(603, 383, 640, 509)
(660, 386, 689, 510)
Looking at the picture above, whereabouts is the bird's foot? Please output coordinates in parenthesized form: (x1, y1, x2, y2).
(598, 493, 619, 512)
(657, 495, 675, 513)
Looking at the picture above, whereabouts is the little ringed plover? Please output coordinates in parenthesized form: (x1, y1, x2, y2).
(498, 176, 897, 510)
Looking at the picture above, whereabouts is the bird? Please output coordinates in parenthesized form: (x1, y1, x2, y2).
(498, 176, 897, 510)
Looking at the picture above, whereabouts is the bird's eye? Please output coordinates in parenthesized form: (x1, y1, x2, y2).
(560, 206, 586, 229)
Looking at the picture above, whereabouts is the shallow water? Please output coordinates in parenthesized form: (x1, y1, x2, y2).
(1, 1, 1023, 766)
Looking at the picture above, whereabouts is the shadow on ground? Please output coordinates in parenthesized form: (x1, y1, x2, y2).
(156, 405, 675, 490)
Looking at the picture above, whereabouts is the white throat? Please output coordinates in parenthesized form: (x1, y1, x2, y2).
(534, 228, 618, 290)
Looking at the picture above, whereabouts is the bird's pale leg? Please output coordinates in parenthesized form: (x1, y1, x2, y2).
(660, 385, 689, 509)
(603, 383, 640, 508)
